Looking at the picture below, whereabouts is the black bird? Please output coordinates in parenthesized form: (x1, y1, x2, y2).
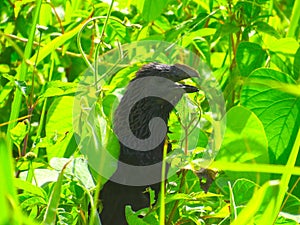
(100, 62, 199, 225)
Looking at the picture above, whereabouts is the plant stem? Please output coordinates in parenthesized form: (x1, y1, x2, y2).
(271, 128, 300, 224)
(159, 142, 168, 225)
(6, 0, 42, 152)
(287, 0, 300, 38)
(167, 125, 189, 225)
(166, 169, 188, 225)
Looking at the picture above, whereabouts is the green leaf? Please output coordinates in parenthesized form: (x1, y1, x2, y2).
(14, 177, 47, 198)
(135, 0, 169, 22)
(216, 106, 269, 183)
(46, 96, 74, 159)
(10, 121, 29, 147)
(0, 81, 13, 105)
(234, 1, 261, 20)
(217, 106, 269, 163)
(57, 210, 74, 225)
(269, 51, 292, 75)
(236, 42, 267, 77)
(182, 28, 216, 47)
(293, 47, 300, 80)
(29, 21, 85, 64)
(266, 37, 299, 55)
(231, 180, 280, 225)
(281, 194, 300, 216)
(125, 206, 151, 225)
(2, 74, 28, 97)
(232, 179, 258, 206)
(192, 38, 211, 66)
(101, 94, 119, 120)
(218, 23, 240, 37)
(253, 21, 280, 39)
(20, 196, 47, 209)
(73, 93, 120, 185)
(0, 64, 10, 73)
(241, 68, 300, 164)
(40, 81, 78, 99)
(43, 160, 71, 225)
(38, 4, 52, 26)
(50, 157, 95, 189)
(106, 18, 129, 42)
(19, 168, 59, 187)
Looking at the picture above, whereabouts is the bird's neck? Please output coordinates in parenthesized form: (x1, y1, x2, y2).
(114, 97, 174, 166)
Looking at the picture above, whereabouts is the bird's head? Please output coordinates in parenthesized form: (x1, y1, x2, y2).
(134, 62, 199, 93)
(132, 62, 197, 97)
(114, 63, 199, 145)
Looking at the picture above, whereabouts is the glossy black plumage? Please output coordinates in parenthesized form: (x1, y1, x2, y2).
(99, 63, 198, 224)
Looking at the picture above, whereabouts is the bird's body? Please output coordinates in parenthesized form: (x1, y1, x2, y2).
(100, 63, 198, 224)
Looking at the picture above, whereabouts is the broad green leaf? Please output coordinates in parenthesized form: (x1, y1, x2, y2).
(182, 28, 216, 47)
(241, 68, 300, 164)
(20, 196, 47, 208)
(50, 157, 95, 189)
(217, 23, 239, 37)
(106, 65, 137, 92)
(101, 94, 119, 120)
(73, 89, 120, 185)
(29, 21, 85, 64)
(106, 19, 129, 42)
(217, 106, 268, 163)
(46, 96, 74, 159)
(193, 38, 211, 65)
(275, 215, 299, 224)
(40, 81, 78, 99)
(281, 193, 300, 216)
(293, 47, 300, 80)
(234, 1, 261, 20)
(266, 37, 299, 55)
(153, 16, 171, 32)
(19, 169, 59, 187)
(253, 21, 280, 39)
(269, 51, 292, 75)
(125, 206, 152, 225)
(216, 106, 269, 183)
(231, 180, 280, 225)
(232, 179, 258, 206)
(236, 42, 267, 77)
(10, 120, 29, 148)
(134, 0, 169, 22)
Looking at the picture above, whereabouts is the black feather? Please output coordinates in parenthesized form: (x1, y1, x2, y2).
(99, 63, 198, 224)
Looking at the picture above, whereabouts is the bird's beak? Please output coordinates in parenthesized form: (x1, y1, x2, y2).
(176, 83, 198, 93)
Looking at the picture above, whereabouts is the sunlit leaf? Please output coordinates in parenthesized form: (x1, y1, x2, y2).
(231, 180, 280, 225)
(134, 0, 169, 22)
(241, 69, 300, 164)
(46, 96, 74, 159)
(293, 47, 300, 80)
(236, 42, 267, 77)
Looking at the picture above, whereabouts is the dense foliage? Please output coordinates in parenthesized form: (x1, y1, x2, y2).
(0, 0, 299, 224)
